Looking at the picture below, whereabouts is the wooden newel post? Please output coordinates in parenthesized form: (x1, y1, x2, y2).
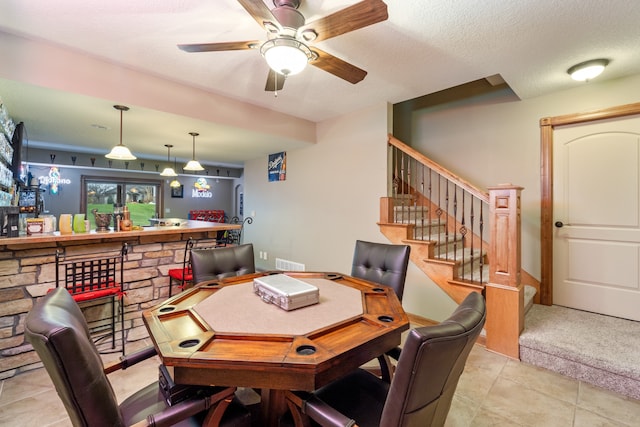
(485, 184, 524, 359)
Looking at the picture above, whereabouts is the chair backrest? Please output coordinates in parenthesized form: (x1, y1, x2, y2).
(351, 240, 411, 301)
(190, 243, 256, 284)
(25, 288, 123, 427)
(55, 243, 128, 296)
(381, 292, 486, 427)
(216, 217, 253, 246)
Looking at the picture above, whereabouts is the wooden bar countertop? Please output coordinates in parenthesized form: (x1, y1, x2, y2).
(0, 220, 240, 247)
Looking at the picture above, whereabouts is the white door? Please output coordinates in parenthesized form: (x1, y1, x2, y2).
(554, 115, 640, 321)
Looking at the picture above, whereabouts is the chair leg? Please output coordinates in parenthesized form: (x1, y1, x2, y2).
(285, 394, 312, 427)
(110, 295, 116, 350)
(120, 294, 126, 355)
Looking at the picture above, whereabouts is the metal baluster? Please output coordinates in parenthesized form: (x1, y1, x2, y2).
(406, 154, 411, 232)
(459, 187, 466, 279)
(444, 181, 450, 260)
(427, 166, 432, 241)
(436, 175, 443, 251)
(420, 162, 425, 241)
(469, 194, 476, 282)
(480, 201, 485, 282)
(392, 146, 399, 222)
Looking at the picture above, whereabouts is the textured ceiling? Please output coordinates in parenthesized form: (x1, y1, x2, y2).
(0, 0, 639, 167)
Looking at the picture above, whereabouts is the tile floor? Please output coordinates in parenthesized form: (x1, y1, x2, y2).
(1, 339, 639, 426)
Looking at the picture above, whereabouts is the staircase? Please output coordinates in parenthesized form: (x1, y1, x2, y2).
(380, 135, 540, 358)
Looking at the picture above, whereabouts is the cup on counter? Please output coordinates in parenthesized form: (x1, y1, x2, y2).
(59, 214, 73, 234)
(40, 215, 57, 233)
(73, 213, 86, 233)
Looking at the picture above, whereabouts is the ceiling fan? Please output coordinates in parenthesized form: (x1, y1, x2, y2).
(178, 0, 388, 92)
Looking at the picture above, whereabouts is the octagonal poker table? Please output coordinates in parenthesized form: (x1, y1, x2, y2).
(143, 271, 409, 427)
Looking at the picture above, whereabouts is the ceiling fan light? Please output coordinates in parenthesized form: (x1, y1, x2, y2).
(567, 58, 609, 82)
(184, 159, 204, 171)
(261, 38, 312, 76)
(105, 144, 136, 160)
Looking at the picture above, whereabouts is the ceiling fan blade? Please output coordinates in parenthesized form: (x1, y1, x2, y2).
(310, 48, 367, 84)
(237, 0, 282, 32)
(299, 0, 388, 43)
(265, 69, 285, 92)
(178, 41, 260, 53)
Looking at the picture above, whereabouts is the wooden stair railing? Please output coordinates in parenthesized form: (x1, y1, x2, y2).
(380, 135, 528, 358)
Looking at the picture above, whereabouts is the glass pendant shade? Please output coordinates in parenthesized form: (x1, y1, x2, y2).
(160, 144, 177, 176)
(184, 160, 204, 171)
(106, 105, 136, 160)
(184, 132, 204, 171)
(261, 38, 312, 76)
(169, 156, 181, 187)
(160, 166, 177, 177)
(106, 144, 136, 160)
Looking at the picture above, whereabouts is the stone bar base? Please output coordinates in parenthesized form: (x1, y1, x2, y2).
(0, 229, 221, 379)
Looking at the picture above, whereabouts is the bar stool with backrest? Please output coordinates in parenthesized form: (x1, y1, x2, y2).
(168, 237, 196, 297)
(55, 242, 129, 354)
(283, 292, 486, 427)
(190, 243, 256, 285)
(25, 287, 252, 427)
(215, 217, 253, 248)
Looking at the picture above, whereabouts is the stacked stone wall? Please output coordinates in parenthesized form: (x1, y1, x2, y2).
(0, 231, 215, 379)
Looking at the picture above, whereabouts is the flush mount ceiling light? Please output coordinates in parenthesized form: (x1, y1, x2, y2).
(160, 144, 177, 177)
(260, 37, 315, 76)
(184, 132, 204, 171)
(105, 105, 136, 160)
(567, 59, 609, 82)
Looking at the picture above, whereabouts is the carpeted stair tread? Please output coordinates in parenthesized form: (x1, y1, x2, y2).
(520, 304, 640, 400)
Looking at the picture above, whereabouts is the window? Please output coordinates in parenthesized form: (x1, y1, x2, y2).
(82, 176, 163, 228)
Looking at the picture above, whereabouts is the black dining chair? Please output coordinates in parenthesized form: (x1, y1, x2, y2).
(351, 240, 411, 301)
(351, 239, 410, 379)
(190, 243, 256, 285)
(25, 287, 252, 427)
(284, 292, 486, 427)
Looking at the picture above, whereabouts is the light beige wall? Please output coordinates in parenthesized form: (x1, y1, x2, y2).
(244, 103, 388, 272)
(243, 72, 640, 322)
(412, 73, 640, 282)
(243, 102, 458, 321)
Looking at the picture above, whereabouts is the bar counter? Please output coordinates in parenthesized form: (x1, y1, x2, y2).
(0, 219, 241, 247)
(0, 219, 244, 379)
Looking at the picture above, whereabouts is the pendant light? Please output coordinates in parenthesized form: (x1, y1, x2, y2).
(184, 132, 204, 171)
(160, 144, 177, 177)
(105, 105, 136, 160)
(169, 157, 181, 188)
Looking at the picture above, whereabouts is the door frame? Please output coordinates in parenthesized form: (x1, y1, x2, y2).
(539, 101, 640, 305)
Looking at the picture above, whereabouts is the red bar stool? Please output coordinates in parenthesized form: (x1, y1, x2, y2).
(168, 237, 195, 297)
(54, 242, 128, 354)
